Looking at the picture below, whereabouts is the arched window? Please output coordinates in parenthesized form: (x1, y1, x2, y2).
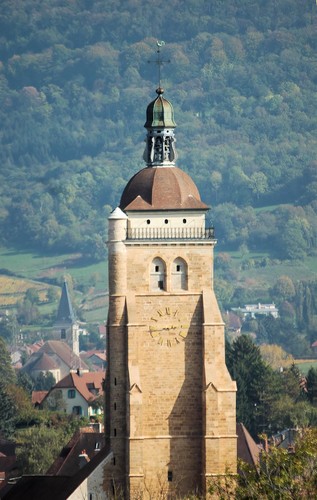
(172, 258, 188, 290)
(150, 257, 166, 291)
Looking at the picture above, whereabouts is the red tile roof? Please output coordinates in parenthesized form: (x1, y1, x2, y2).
(120, 166, 208, 211)
(54, 372, 104, 402)
(41, 341, 88, 370)
(32, 352, 59, 371)
(31, 391, 48, 405)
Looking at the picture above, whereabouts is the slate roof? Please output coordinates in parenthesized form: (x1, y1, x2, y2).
(28, 352, 59, 371)
(31, 391, 48, 406)
(1, 444, 112, 500)
(237, 422, 261, 469)
(55, 280, 75, 325)
(1, 476, 72, 499)
(46, 429, 104, 476)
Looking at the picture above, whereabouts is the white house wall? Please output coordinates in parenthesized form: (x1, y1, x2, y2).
(68, 452, 113, 500)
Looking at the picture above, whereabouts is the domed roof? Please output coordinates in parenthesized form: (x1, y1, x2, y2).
(120, 166, 208, 211)
(144, 87, 176, 129)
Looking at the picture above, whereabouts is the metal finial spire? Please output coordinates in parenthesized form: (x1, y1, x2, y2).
(148, 41, 170, 88)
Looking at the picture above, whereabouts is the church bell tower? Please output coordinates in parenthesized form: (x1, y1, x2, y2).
(104, 86, 236, 498)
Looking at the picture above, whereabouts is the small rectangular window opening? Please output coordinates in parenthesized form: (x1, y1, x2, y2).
(176, 265, 181, 272)
(68, 389, 76, 399)
(114, 428, 117, 436)
(155, 265, 159, 272)
(168, 470, 173, 482)
(158, 280, 164, 290)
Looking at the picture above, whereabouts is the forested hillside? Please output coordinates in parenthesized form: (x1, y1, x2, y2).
(0, 0, 317, 260)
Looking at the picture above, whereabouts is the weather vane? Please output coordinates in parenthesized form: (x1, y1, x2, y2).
(148, 41, 170, 88)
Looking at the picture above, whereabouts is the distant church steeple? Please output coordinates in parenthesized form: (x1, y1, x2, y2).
(56, 280, 75, 324)
(54, 279, 79, 356)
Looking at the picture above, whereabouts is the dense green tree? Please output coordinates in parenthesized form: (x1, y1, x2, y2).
(226, 335, 272, 436)
(17, 371, 34, 395)
(16, 425, 69, 474)
(260, 344, 292, 372)
(279, 218, 310, 260)
(34, 371, 56, 391)
(209, 428, 317, 499)
(25, 288, 40, 305)
(306, 367, 317, 406)
(17, 298, 39, 325)
(0, 315, 14, 342)
(43, 390, 65, 412)
(0, 381, 17, 438)
(46, 287, 59, 303)
(15, 414, 89, 474)
(271, 275, 295, 303)
(0, 0, 315, 260)
(0, 337, 17, 386)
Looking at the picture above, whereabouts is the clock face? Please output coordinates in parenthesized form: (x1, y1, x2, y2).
(149, 307, 188, 347)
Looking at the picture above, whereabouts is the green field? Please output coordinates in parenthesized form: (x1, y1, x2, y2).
(0, 247, 107, 288)
(1, 243, 317, 326)
(0, 246, 108, 323)
(217, 249, 317, 289)
(295, 361, 317, 375)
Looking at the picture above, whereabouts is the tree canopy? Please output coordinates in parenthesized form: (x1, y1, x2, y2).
(0, 0, 316, 260)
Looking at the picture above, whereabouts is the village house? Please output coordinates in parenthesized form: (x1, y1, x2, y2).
(41, 371, 104, 418)
(21, 340, 89, 382)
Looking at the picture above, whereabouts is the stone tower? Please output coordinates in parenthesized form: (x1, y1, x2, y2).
(104, 88, 236, 498)
(54, 279, 79, 356)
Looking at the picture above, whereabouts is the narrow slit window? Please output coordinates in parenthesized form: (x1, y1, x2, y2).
(151, 258, 166, 291)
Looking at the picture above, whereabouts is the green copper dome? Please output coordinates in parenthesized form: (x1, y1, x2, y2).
(144, 87, 176, 129)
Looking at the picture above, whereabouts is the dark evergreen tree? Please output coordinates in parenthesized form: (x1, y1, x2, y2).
(226, 335, 273, 437)
(34, 371, 56, 391)
(0, 381, 17, 438)
(306, 367, 317, 406)
(0, 337, 17, 387)
(17, 371, 34, 395)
